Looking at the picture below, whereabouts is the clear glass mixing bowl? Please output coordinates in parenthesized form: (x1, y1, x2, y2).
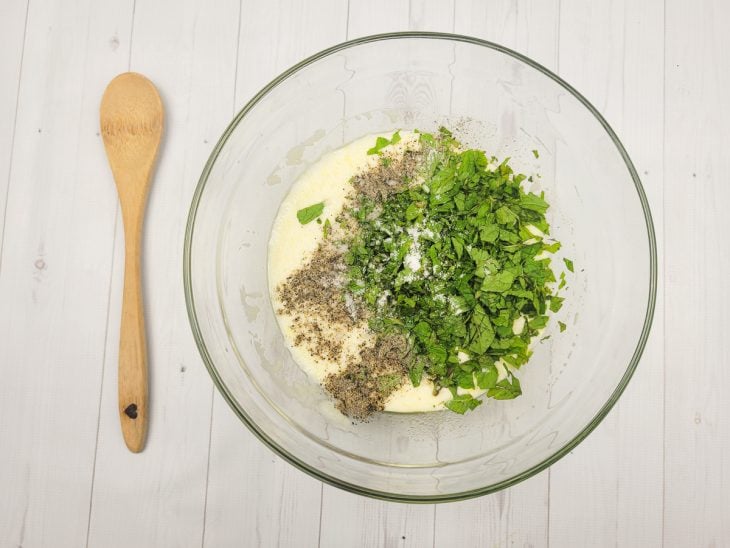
(184, 33, 656, 502)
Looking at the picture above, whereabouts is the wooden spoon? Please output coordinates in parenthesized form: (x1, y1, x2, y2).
(100, 72, 163, 453)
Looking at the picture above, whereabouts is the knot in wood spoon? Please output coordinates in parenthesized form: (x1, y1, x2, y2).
(100, 72, 163, 453)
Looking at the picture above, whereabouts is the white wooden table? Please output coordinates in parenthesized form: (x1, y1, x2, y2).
(0, 1, 727, 546)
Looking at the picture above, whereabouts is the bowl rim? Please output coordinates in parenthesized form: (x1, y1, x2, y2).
(183, 31, 658, 503)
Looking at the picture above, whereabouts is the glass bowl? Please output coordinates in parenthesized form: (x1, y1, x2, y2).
(184, 32, 656, 502)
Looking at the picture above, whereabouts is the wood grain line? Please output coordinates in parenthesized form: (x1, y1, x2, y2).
(661, 5, 667, 547)
(86, 3, 137, 540)
(200, 4, 243, 546)
(127, 0, 136, 69)
(85, 209, 119, 548)
(0, 0, 30, 275)
(199, 392, 216, 548)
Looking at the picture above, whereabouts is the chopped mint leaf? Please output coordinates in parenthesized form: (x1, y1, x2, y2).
(559, 321, 567, 332)
(468, 305, 495, 355)
(456, 371, 475, 389)
(427, 343, 447, 365)
(405, 202, 421, 221)
(481, 271, 515, 293)
(543, 241, 561, 253)
(496, 206, 518, 226)
(487, 376, 522, 400)
(451, 237, 464, 258)
(417, 131, 436, 146)
(532, 149, 539, 158)
(296, 202, 324, 224)
(409, 360, 425, 387)
(519, 193, 549, 214)
(445, 393, 483, 414)
(564, 258, 574, 272)
(322, 218, 332, 238)
(549, 295, 564, 313)
(412, 321, 432, 343)
(367, 137, 389, 155)
(480, 223, 500, 243)
(367, 131, 401, 155)
(340, 128, 566, 412)
(475, 365, 498, 389)
(528, 315, 549, 330)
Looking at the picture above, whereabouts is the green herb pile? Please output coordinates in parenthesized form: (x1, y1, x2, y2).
(342, 128, 568, 414)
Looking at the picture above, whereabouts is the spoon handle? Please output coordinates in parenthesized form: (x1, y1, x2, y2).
(118, 216, 148, 453)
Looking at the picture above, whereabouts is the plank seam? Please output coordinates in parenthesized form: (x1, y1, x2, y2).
(0, 0, 31, 275)
(86, 3, 137, 544)
(660, 0, 667, 546)
(201, 2, 244, 545)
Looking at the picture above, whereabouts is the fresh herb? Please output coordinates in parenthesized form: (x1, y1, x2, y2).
(519, 193, 549, 214)
(343, 129, 564, 411)
(322, 218, 332, 238)
(563, 258, 574, 272)
(367, 131, 402, 155)
(475, 364, 498, 389)
(487, 376, 522, 399)
(549, 295, 564, 313)
(445, 393, 483, 414)
(558, 321, 567, 332)
(297, 202, 324, 224)
(532, 149, 540, 159)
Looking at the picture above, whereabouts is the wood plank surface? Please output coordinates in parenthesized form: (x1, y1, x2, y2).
(547, 2, 665, 547)
(0, 1, 134, 546)
(0, 1, 727, 547)
(663, 1, 730, 546)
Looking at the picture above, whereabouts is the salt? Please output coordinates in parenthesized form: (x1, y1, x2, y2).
(403, 247, 421, 272)
(403, 224, 434, 274)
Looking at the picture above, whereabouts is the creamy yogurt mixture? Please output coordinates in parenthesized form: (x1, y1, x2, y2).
(269, 133, 493, 412)
(267, 127, 563, 417)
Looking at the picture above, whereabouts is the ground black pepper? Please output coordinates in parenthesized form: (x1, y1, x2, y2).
(323, 334, 411, 420)
(275, 140, 426, 419)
